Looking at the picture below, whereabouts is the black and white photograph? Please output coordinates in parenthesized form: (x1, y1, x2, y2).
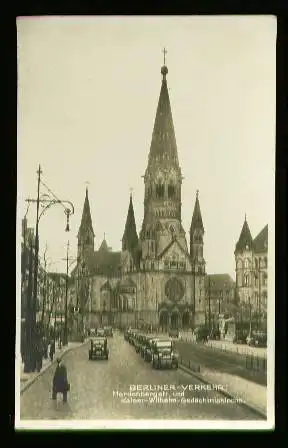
(16, 16, 275, 430)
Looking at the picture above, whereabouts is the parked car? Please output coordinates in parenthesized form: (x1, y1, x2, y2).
(193, 326, 209, 343)
(151, 339, 178, 369)
(168, 329, 179, 338)
(124, 328, 131, 341)
(247, 331, 267, 347)
(144, 337, 160, 362)
(104, 326, 113, 337)
(96, 328, 105, 337)
(233, 330, 248, 344)
(88, 337, 109, 360)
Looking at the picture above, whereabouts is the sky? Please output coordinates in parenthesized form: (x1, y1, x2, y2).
(17, 16, 276, 279)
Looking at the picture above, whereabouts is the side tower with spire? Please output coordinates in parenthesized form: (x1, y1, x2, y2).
(77, 187, 95, 261)
(121, 193, 140, 272)
(234, 215, 254, 307)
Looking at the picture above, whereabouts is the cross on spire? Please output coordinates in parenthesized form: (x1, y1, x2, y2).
(162, 47, 167, 65)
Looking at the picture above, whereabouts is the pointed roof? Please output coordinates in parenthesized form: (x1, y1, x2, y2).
(253, 224, 268, 253)
(235, 216, 254, 253)
(122, 194, 138, 251)
(77, 188, 95, 237)
(190, 191, 204, 232)
(146, 62, 179, 170)
(99, 237, 109, 252)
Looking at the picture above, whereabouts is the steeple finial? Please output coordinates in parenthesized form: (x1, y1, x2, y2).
(245, 213, 247, 221)
(85, 181, 90, 195)
(162, 47, 167, 65)
(161, 47, 168, 78)
(196, 189, 199, 199)
(130, 187, 133, 198)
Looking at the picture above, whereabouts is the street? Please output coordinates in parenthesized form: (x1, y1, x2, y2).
(20, 332, 264, 421)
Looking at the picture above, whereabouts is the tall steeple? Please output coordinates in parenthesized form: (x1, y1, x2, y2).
(190, 190, 204, 233)
(146, 50, 180, 172)
(190, 190, 205, 262)
(235, 215, 254, 253)
(122, 193, 138, 252)
(140, 51, 188, 263)
(77, 187, 95, 259)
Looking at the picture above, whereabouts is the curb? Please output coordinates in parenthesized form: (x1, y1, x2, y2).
(20, 341, 88, 395)
(179, 363, 267, 419)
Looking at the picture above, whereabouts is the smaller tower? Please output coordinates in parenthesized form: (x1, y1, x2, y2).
(190, 190, 205, 267)
(122, 193, 139, 253)
(77, 187, 95, 260)
(234, 214, 254, 300)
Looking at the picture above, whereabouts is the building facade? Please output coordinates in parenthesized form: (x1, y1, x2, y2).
(70, 61, 207, 330)
(234, 218, 268, 321)
(204, 274, 236, 323)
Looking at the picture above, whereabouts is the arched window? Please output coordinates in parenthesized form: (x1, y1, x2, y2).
(244, 259, 249, 269)
(244, 273, 249, 286)
(237, 259, 243, 269)
(264, 257, 268, 268)
(168, 184, 175, 198)
(156, 183, 164, 198)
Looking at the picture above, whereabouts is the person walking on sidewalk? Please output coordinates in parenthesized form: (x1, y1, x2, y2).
(52, 358, 70, 403)
(49, 339, 55, 362)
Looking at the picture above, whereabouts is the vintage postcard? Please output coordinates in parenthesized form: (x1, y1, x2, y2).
(16, 15, 276, 430)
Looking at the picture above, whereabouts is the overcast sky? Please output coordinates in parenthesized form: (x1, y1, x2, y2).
(17, 16, 276, 278)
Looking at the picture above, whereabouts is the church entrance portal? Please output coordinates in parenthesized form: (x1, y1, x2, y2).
(159, 310, 169, 331)
(182, 311, 190, 329)
(171, 311, 180, 329)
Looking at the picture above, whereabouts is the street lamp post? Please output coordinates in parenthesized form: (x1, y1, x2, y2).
(61, 242, 78, 346)
(24, 165, 74, 372)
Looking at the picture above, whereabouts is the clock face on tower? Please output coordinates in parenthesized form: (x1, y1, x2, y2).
(165, 277, 184, 302)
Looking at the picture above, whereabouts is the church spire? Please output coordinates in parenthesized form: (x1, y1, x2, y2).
(235, 215, 254, 253)
(77, 187, 95, 238)
(146, 50, 179, 171)
(122, 193, 138, 252)
(190, 190, 204, 233)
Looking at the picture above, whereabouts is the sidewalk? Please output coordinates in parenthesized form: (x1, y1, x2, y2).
(179, 331, 267, 359)
(180, 364, 267, 417)
(19, 340, 87, 394)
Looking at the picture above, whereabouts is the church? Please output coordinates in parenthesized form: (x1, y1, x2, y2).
(70, 58, 207, 331)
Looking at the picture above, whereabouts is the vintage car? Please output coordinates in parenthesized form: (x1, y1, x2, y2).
(124, 328, 132, 341)
(134, 333, 145, 353)
(88, 337, 109, 360)
(151, 339, 178, 369)
(96, 328, 105, 337)
(168, 329, 180, 338)
(104, 326, 113, 337)
(247, 331, 267, 347)
(129, 330, 139, 346)
(143, 337, 160, 362)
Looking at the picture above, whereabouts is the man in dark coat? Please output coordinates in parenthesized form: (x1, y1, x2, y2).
(49, 340, 55, 362)
(52, 358, 69, 403)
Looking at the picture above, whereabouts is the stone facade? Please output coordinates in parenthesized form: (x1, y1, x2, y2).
(70, 62, 207, 330)
(234, 219, 268, 317)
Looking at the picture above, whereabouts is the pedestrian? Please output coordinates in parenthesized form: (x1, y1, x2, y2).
(49, 339, 55, 362)
(35, 342, 43, 372)
(52, 357, 70, 403)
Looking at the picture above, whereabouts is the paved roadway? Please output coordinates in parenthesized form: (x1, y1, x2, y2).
(20, 332, 264, 421)
(174, 340, 267, 386)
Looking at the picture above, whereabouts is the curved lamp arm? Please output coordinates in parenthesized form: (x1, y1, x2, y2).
(35, 199, 74, 230)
